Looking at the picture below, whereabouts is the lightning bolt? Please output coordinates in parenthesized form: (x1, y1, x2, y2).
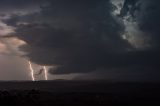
(28, 61, 35, 81)
(43, 66, 48, 80)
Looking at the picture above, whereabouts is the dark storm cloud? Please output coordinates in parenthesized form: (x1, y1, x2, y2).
(3, 0, 160, 75)
(136, 0, 160, 48)
(0, 0, 45, 10)
(3, 0, 133, 74)
(50, 49, 160, 74)
(120, 0, 160, 48)
(119, 0, 139, 17)
(0, 0, 46, 19)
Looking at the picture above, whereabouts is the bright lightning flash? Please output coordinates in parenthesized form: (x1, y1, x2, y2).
(43, 66, 48, 80)
(28, 61, 35, 81)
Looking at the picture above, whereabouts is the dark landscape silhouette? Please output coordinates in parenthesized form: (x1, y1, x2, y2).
(0, 81, 159, 106)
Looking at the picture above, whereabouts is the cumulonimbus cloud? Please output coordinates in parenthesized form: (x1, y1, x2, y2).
(2, 0, 160, 75)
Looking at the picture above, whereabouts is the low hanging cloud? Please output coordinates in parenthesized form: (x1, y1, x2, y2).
(2, 0, 160, 75)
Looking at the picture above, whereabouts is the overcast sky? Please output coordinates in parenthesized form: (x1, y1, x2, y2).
(0, 0, 160, 81)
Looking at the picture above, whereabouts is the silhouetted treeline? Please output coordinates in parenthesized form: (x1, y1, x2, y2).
(0, 88, 159, 106)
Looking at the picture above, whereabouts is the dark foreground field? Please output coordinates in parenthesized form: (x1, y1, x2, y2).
(0, 81, 160, 106)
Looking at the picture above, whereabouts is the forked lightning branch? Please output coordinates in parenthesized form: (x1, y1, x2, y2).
(28, 61, 48, 81)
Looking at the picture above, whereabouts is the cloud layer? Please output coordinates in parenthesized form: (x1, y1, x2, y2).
(2, 0, 160, 77)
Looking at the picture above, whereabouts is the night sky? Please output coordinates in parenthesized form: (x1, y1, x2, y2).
(0, 0, 160, 81)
